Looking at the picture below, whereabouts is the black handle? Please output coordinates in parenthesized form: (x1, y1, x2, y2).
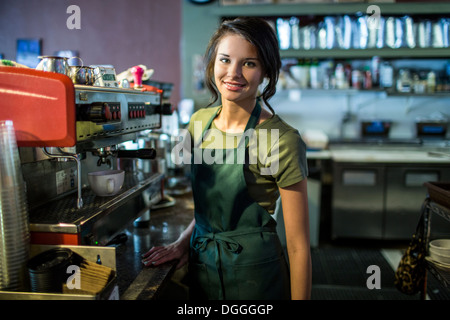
(117, 148, 157, 159)
(156, 103, 173, 115)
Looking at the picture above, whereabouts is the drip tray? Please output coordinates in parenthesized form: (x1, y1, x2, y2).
(29, 172, 163, 245)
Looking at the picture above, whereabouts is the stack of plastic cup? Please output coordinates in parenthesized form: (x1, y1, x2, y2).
(0, 120, 30, 291)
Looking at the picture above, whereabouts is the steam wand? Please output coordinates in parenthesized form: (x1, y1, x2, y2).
(42, 147, 83, 209)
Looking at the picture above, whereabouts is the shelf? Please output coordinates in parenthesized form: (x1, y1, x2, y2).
(213, 3, 450, 60)
(214, 2, 450, 17)
(423, 199, 450, 297)
(280, 48, 450, 59)
(275, 88, 450, 98)
(276, 88, 360, 96)
(386, 91, 450, 97)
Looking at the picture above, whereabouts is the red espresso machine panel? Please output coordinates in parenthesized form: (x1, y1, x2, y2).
(0, 66, 76, 147)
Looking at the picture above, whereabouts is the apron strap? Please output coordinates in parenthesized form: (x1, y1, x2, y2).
(244, 102, 261, 132)
(200, 102, 262, 144)
(192, 225, 276, 254)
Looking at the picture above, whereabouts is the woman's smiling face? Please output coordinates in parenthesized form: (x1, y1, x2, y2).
(214, 34, 264, 107)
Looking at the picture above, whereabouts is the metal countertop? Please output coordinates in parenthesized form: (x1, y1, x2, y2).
(116, 192, 194, 300)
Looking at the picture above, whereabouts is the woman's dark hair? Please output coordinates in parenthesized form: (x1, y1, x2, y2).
(204, 17, 281, 114)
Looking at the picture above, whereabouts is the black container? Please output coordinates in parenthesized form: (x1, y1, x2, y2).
(416, 121, 448, 138)
(27, 248, 73, 293)
(361, 120, 391, 138)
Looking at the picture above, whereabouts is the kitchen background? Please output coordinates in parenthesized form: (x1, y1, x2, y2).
(1, 0, 450, 299)
(180, 1, 450, 141)
(1, 0, 449, 141)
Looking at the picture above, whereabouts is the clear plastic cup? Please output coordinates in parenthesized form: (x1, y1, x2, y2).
(0, 120, 30, 291)
(0, 120, 22, 189)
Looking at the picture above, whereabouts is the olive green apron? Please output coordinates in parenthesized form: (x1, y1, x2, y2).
(189, 102, 290, 300)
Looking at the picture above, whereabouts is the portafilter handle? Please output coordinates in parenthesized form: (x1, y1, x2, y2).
(116, 148, 157, 159)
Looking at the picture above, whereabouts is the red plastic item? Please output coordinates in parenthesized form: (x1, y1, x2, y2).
(0, 66, 76, 147)
(138, 84, 163, 94)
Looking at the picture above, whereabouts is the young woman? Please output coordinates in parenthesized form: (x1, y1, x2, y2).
(142, 17, 311, 300)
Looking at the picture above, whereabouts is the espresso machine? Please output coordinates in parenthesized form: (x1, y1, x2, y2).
(0, 66, 171, 246)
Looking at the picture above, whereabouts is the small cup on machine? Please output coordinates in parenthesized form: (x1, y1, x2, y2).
(88, 170, 125, 197)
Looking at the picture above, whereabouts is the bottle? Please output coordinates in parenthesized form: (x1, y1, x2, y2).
(277, 18, 291, 50)
(364, 67, 372, 89)
(310, 59, 320, 89)
(352, 69, 362, 89)
(396, 69, 412, 93)
(335, 63, 346, 89)
(344, 63, 352, 88)
(380, 61, 394, 89)
(297, 59, 309, 88)
(290, 17, 300, 50)
(303, 59, 311, 88)
(413, 74, 422, 93)
(427, 71, 436, 93)
(371, 56, 380, 86)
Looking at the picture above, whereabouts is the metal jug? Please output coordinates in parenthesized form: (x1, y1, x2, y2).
(36, 56, 70, 76)
(69, 66, 95, 85)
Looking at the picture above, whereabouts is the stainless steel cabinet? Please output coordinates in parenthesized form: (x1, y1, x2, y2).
(332, 164, 385, 239)
(332, 162, 450, 240)
(384, 166, 447, 239)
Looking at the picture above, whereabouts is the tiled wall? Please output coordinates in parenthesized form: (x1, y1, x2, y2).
(0, 0, 182, 104)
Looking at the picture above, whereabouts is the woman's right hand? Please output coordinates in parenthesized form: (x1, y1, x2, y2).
(141, 218, 195, 269)
(141, 238, 189, 269)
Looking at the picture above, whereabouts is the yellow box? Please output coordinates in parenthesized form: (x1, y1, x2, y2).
(333, 0, 368, 3)
(249, 0, 274, 4)
(220, 0, 249, 5)
(277, 0, 333, 3)
(0, 245, 118, 300)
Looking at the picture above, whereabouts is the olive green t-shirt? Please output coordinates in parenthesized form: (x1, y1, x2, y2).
(187, 106, 308, 214)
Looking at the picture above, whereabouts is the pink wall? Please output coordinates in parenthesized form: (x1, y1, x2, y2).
(0, 0, 181, 104)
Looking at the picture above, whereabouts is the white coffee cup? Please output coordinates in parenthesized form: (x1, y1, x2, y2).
(88, 170, 124, 196)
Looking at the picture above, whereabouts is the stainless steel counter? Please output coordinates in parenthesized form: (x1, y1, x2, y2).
(307, 140, 450, 164)
(329, 147, 450, 163)
(116, 192, 194, 300)
(0, 192, 194, 300)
